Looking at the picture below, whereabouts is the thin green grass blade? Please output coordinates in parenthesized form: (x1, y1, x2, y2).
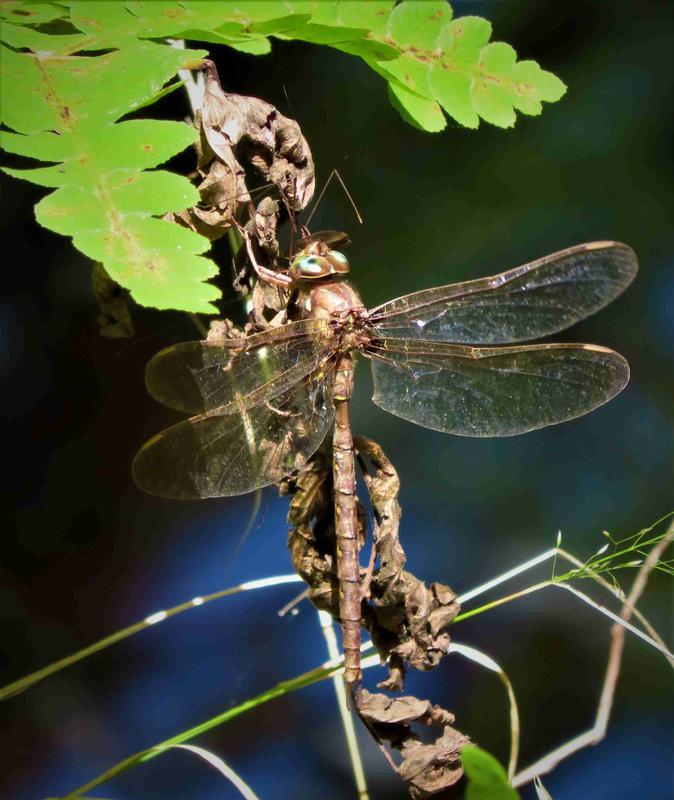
(0, 574, 303, 701)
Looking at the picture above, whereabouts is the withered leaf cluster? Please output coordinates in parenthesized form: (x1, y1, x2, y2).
(359, 690, 470, 798)
(286, 437, 468, 795)
(171, 60, 315, 295)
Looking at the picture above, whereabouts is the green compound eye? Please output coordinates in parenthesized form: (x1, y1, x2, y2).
(327, 250, 350, 273)
(295, 255, 330, 278)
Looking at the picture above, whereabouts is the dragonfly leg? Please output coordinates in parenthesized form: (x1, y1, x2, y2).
(333, 353, 362, 690)
(360, 543, 377, 601)
(235, 221, 292, 288)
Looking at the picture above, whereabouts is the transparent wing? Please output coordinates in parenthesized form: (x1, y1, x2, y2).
(145, 319, 328, 414)
(366, 340, 629, 437)
(132, 363, 335, 499)
(367, 242, 637, 344)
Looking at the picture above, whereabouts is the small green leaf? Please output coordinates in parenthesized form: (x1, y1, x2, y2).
(462, 746, 521, 800)
(0, 1, 65, 26)
(0, 129, 76, 161)
(2, 163, 66, 188)
(226, 37, 272, 55)
(436, 15, 493, 64)
(70, 0, 143, 47)
(325, 0, 393, 34)
(92, 120, 198, 171)
(213, 0, 292, 24)
(387, 82, 446, 133)
(429, 70, 476, 128)
(74, 217, 220, 313)
(0, 45, 65, 133)
(470, 42, 518, 128)
(34, 172, 198, 236)
(247, 13, 311, 35)
(428, 16, 492, 126)
(287, 23, 371, 45)
(0, 21, 88, 52)
(335, 38, 399, 61)
(511, 60, 567, 115)
(387, 0, 452, 49)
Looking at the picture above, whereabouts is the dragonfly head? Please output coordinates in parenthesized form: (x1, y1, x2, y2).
(289, 241, 350, 283)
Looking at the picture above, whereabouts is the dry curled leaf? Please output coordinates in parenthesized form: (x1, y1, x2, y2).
(287, 437, 460, 690)
(355, 437, 460, 691)
(358, 689, 470, 798)
(92, 262, 134, 338)
(206, 318, 244, 343)
(170, 62, 315, 302)
(200, 60, 314, 210)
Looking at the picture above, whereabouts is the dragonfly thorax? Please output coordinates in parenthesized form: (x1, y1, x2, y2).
(308, 281, 368, 352)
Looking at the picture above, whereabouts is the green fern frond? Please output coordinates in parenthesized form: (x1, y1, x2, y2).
(0, 35, 219, 312)
(0, 0, 566, 313)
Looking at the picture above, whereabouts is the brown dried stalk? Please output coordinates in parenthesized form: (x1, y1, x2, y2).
(512, 519, 674, 787)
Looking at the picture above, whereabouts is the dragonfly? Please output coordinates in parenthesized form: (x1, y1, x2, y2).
(132, 237, 638, 689)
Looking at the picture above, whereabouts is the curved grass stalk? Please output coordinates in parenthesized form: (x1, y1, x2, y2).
(44, 526, 671, 798)
(154, 744, 260, 800)
(0, 573, 303, 701)
(57, 648, 381, 800)
(449, 642, 520, 780)
(512, 519, 674, 788)
(317, 610, 369, 800)
(7, 525, 670, 703)
(12, 518, 672, 797)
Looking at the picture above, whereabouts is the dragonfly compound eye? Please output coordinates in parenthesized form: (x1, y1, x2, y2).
(292, 254, 331, 280)
(327, 250, 350, 274)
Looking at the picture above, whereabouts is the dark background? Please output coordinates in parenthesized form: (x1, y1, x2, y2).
(2, 1, 672, 798)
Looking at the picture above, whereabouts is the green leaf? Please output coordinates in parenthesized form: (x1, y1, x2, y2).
(0, 0, 567, 313)
(387, 82, 446, 133)
(247, 13, 311, 36)
(0, 1, 66, 26)
(387, 0, 453, 49)
(227, 37, 272, 55)
(334, 38, 399, 61)
(70, 0, 145, 47)
(511, 60, 567, 114)
(319, 0, 394, 34)
(470, 42, 518, 128)
(2, 163, 67, 188)
(1, 129, 76, 161)
(73, 217, 219, 312)
(286, 22, 371, 45)
(367, 2, 565, 131)
(428, 16, 492, 127)
(462, 746, 521, 800)
(0, 21, 88, 52)
(0, 30, 218, 313)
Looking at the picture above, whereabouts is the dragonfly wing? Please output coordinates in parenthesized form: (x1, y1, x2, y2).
(366, 340, 629, 437)
(367, 242, 637, 344)
(145, 319, 327, 414)
(132, 362, 335, 499)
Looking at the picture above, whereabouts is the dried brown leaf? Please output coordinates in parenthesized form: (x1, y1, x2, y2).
(92, 262, 133, 338)
(358, 689, 469, 798)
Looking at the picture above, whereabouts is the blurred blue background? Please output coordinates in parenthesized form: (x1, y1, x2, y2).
(1, 1, 672, 798)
